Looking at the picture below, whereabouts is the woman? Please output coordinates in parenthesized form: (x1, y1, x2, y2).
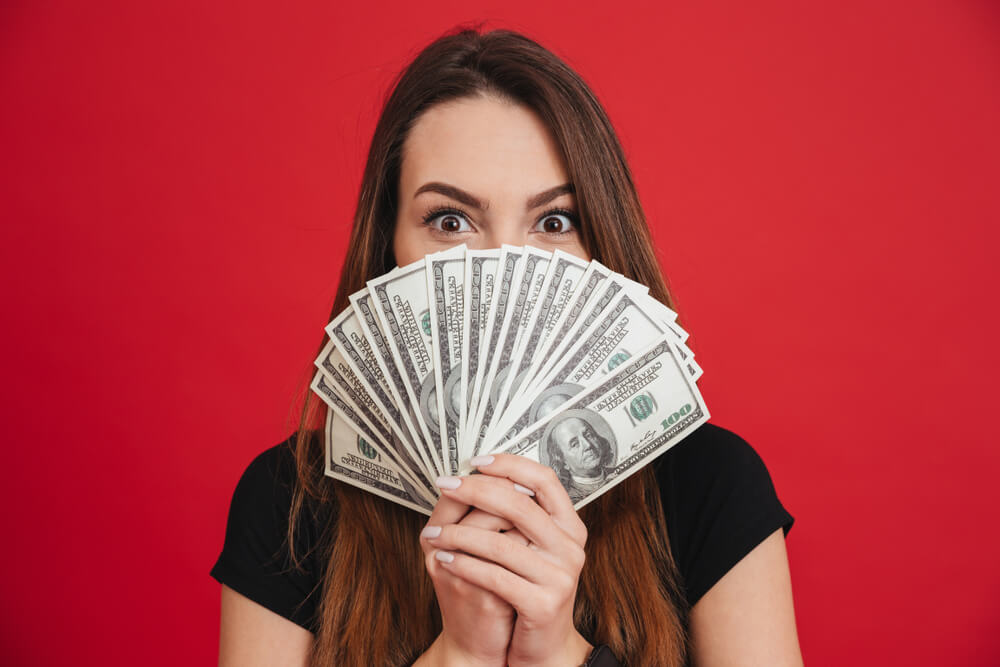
(211, 26, 802, 666)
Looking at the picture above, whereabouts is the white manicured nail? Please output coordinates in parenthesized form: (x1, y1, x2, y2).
(436, 476, 462, 490)
(435, 550, 455, 563)
(513, 483, 535, 496)
(469, 455, 495, 467)
(421, 525, 442, 539)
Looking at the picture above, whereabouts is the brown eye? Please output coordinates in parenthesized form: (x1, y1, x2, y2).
(533, 210, 576, 235)
(421, 207, 473, 233)
(542, 216, 564, 233)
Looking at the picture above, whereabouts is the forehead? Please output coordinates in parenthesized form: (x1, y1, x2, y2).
(399, 95, 570, 199)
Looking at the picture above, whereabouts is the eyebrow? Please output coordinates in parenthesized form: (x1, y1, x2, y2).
(413, 181, 575, 211)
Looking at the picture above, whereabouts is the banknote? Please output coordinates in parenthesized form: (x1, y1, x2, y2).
(492, 249, 590, 418)
(315, 339, 393, 447)
(459, 249, 500, 461)
(473, 245, 552, 451)
(467, 245, 524, 454)
(521, 269, 648, 400)
(324, 409, 435, 515)
(311, 371, 438, 503)
(484, 289, 688, 451)
(426, 244, 467, 476)
(313, 340, 437, 497)
(495, 335, 710, 508)
(324, 302, 428, 474)
(312, 245, 711, 514)
(513, 260, 615, 400)
(349, 285, 441, 477)
(635, 297, 700, 380)
(365, 259, 440, 467)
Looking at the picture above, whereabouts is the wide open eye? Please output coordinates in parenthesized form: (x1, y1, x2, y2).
(421, 206, 474, 233)
(532, 208, 578, 234)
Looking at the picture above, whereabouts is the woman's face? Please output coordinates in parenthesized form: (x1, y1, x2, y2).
(393, 95, 591, 266)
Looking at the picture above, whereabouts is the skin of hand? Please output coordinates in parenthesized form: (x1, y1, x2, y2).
(417, 493, 522, 666)
(424, 454, 593, 667)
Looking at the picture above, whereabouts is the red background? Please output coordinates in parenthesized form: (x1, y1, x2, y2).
(2, 1, 998, 664)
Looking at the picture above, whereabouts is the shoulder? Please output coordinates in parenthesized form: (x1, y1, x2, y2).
(652, 422, 787, 510)
(655, 422, 767, 475)
(652, 423, 795, 607)
(234, 437, 300, 507)
(210, 433, 327, 633)
(221, 438, 303, 554)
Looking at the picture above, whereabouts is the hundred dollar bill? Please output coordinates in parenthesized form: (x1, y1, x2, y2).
(536, 290, 701, 388)
(426, 244, 467, 476)
(365, 258, 446, 474)
(663, 333, 700, 381)
(522, 268, 648, 400)
(473, 245, 552, 451)
(312, 370, 386, 451)
(515, 260, 613, 400)
(485, 289, 691, 451)
(644, 297, 689, 345)
(493, 249, 589, 419)
(313, 340, 437, 497)
(467, 245, 523, 454)
(324, 409, 435, 516)
(349, 284, 441, 478)
(324, 301, 427, 471)
(315, 339, 393, 447)
(494, 335, 710, 509)
(637, 296, 700, 380)
(311, 370, 437, 503)
(460, 249, 500, 461)
(687, 356, 703, 381)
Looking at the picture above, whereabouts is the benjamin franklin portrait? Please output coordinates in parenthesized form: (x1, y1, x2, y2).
(539, 408, 617, 503)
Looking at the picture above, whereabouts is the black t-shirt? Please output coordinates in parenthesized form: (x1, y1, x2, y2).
(210, 422, 795, 639)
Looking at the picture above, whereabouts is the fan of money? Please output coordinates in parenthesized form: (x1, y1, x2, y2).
(311, 244, 710, 515)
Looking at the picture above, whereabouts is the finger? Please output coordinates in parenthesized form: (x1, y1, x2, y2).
(470, 453, 577, 518)
(420, 493, 472, 555)
(433, 549, 551, 616)
(436, 474, 578, 557)
(427, 491, 471, 525)
(427, 524, 560, 584)
(424, 548, 493, 597)
(468, 454, 587, 546)
(502, 528, 531, 547)
(423, 547, 510, 608)
(421, 508, 513, 556)
(458, 508, 515, 532)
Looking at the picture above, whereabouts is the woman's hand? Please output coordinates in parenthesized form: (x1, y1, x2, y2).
(424, 454, 593, 667)
(417, 490, 518, 667)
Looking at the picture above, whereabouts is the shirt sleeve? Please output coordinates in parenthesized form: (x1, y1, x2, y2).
(655, 423, 795, 608)
(209, 439, 323, 632)
(587, 644, 623, 666)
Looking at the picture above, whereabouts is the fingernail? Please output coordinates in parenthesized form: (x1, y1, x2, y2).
(469, 454, 494, 467)
(436, 476, 462, 490)
(420, 525, 442, 539)
(513, 483, 535, 497)
(435, 550, 455, 563)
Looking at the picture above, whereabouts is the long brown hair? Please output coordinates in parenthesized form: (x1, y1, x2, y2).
(289, 24, 690, 666)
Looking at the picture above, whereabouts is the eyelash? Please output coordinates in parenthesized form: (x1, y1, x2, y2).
(420, 204, 580, 235)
